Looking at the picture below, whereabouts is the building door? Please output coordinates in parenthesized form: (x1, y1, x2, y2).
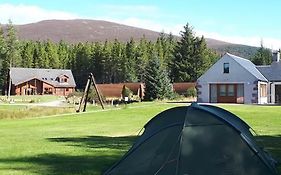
(210, 84, 217, 103)
(217, 84, 237, 103)
(237, 84, 244, 103)
(275, 85, 281, 103)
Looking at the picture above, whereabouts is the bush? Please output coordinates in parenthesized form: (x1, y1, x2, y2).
(185, 87, 197, 97)
(29, 99, 36, 103)
(167, 92, 183, 100)
(122, 86, 133, 99)
(87, 86, 106, 104)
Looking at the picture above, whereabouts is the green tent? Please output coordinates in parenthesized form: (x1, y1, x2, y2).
(104, 103, 279, 175)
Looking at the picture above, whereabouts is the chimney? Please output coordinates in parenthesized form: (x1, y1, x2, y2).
(272, 50, 280, 62)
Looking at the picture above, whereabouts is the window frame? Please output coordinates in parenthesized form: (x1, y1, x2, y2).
(223, 63, 229, 74)
(260, 84, 267, 97)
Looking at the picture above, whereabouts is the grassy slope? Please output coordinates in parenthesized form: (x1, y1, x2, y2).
(0, 103, 280, 175)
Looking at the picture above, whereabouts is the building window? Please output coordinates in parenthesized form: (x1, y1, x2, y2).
(64, 78, 67, 82)
(219, 85, 226, 96)
(66, 88, 69, 92)
(227, 84, 234, 96)
(260, 84, 267, 97)
(223, 63, 229, 73)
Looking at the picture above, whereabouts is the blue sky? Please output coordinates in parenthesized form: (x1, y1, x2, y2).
(0, 0, 281, 48)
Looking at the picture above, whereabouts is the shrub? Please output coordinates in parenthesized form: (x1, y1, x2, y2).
(29, 99, 36, 103)
(186, 87, 197, 97)
(166, 92, 183, 100)
(122, 86, 133, 99)
(87, 86, 106, 104)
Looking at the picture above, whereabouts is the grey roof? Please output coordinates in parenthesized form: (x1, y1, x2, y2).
(10, 67, 76, 87)
(257, 62, 281, 81)
(226, 53, 268, 82)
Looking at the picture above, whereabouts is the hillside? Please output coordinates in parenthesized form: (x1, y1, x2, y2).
(3, 19, 258, 58)
(14, 19, 162, 43)
(206, 38, 259, 59)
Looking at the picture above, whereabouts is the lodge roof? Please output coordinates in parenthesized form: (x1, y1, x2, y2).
(10, 67, 76, 87)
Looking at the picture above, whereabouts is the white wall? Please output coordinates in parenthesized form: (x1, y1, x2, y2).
(258, 82, 268, 104)
(197, 54, 259, 103)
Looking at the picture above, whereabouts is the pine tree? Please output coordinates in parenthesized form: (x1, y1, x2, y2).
(21, 41, 34, 68)
(73, 42, 92, 88)
(33, 41, 48, 68)
(5, 20, 21, 67)
(91, 42, 104, 83)
(1, 20, 21, 94)
(110, 39, 123, 83)
(164, 33, 175, 68)
(122, 38, 138, 82)
(144, 53, 172, 100)
(192, 36, 212, 80)
(45, 40, 60, 68)
(135, 36, 149, 82)
(57, 40, 69, 69)
(170, 23, 195, 82)
(251, 43, 272, 65)
(0, 24, 7, 93)
(169, 23, 211, 82)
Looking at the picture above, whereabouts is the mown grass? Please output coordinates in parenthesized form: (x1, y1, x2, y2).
(0, 103, 280, 175)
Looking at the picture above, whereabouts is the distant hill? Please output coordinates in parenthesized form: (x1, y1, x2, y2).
(3, 19, 258, 59)
(206, 38, 259, 59)
(13, 19, 162, 43)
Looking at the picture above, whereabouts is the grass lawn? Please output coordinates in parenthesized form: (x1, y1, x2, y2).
(0, 102, 280, 175)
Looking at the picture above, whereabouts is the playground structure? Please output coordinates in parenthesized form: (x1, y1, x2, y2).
(76, 73, 104, 112)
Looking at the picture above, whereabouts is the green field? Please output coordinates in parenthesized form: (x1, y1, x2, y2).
(0, 102, 280, 175)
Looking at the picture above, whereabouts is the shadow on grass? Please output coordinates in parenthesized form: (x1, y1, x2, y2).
(0, 154, 120, 175)
(0, 136, 137, 175)
(1, 135, 280, 175)
(47, 135, 138, 150)
(255, 135, 281, 173)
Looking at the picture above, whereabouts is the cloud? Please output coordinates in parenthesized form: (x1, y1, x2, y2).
(100, 4, 159, 15)
(1, 3, 280, 49)
(0, 3, 79, 24)
(98, 16, 184, 36)
(196, 30, 281, 49)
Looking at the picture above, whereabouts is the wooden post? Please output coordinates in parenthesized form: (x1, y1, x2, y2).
(90, 73, 105, 110)
(76, 77, 91, 112)
(7, 68, 12, 100)
(76, 73, 105, 112)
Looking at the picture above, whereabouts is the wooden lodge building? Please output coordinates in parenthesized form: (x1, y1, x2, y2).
(9, 67, 76, 96)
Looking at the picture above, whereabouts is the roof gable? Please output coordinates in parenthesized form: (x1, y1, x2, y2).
(225, 53, 267, 82)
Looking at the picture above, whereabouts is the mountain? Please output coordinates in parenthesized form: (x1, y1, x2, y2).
(205, 38, 259, 59)
(13, 19, 162, 43)
(4, 19, 258, 58)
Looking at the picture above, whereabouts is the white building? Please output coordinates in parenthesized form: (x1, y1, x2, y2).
(197, 53, 269, 104)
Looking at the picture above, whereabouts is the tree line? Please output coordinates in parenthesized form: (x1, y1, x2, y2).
(0, 20, 219, 99)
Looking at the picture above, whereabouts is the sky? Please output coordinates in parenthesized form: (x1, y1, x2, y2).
(0, 0, 281, 49)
